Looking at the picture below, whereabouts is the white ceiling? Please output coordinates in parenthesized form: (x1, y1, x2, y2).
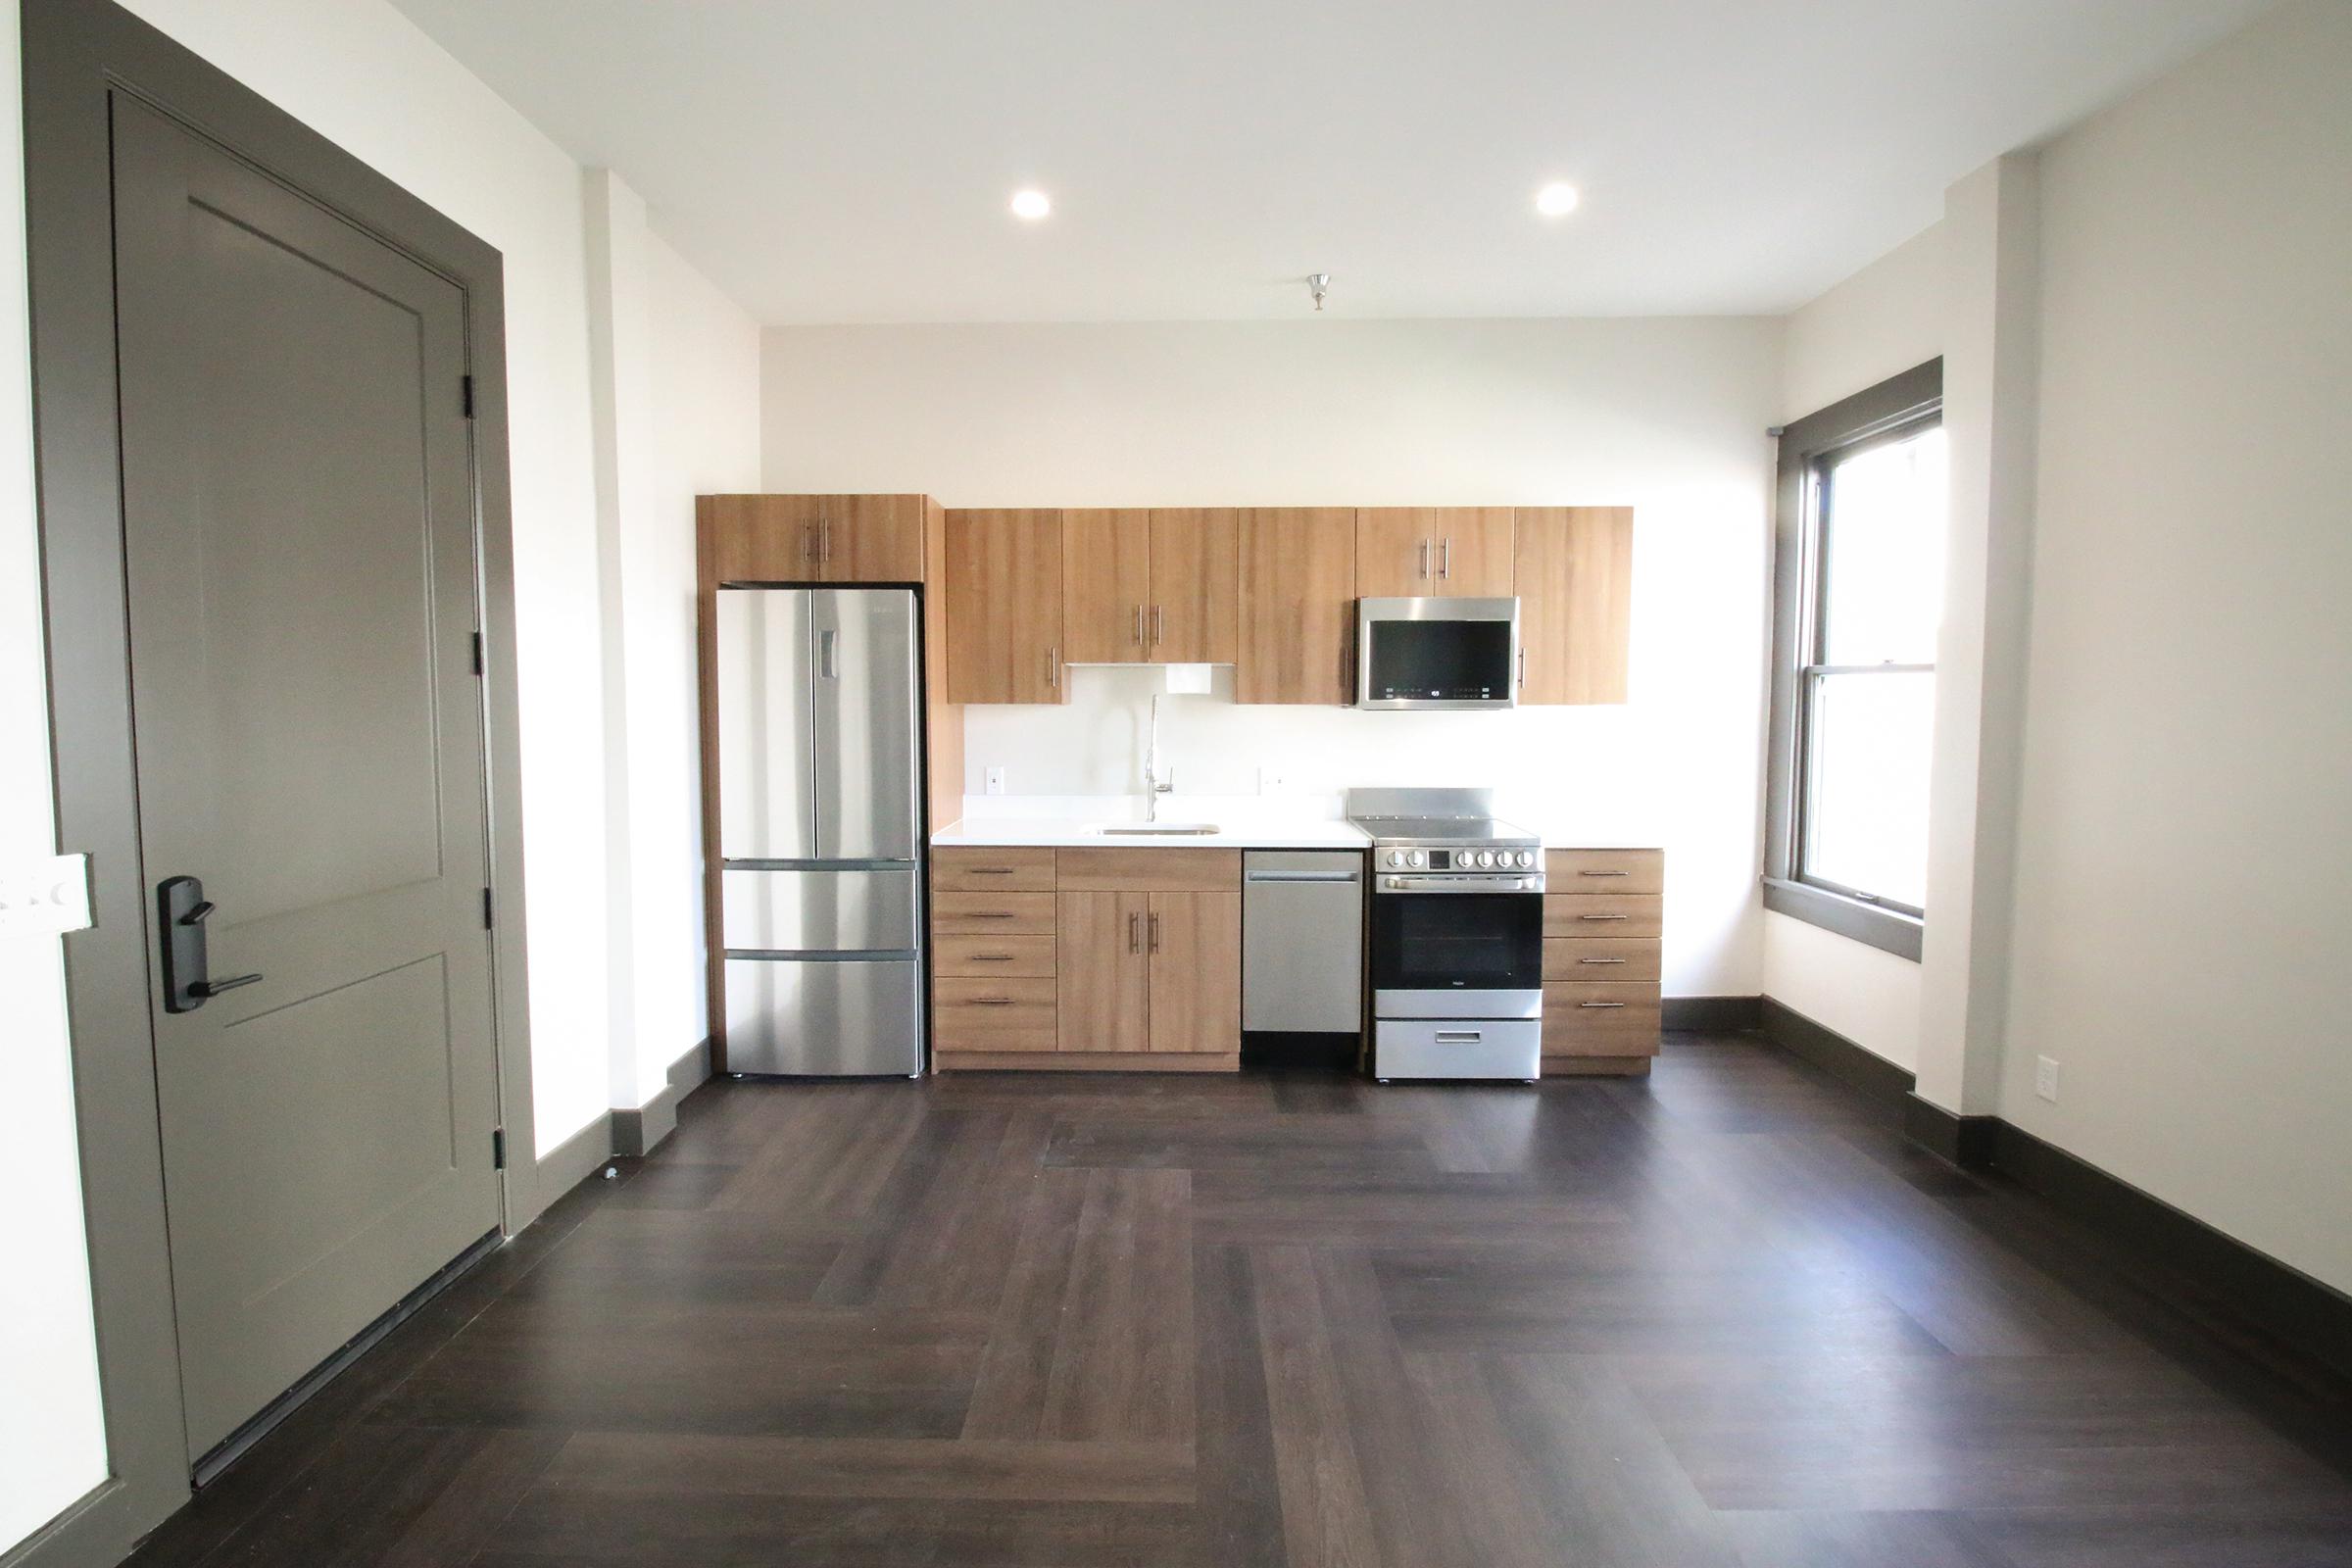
(388, 0, 2270, 323)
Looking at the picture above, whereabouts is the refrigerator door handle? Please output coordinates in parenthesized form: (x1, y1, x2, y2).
(817, 627, 839, 679)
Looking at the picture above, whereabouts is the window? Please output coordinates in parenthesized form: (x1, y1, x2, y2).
(1765, 360, 1942, 958)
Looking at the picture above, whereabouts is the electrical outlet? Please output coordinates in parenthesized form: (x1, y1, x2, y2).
(984, 766, 1005, 797)
(1258, 766, 1289, 795)
(2034, 1055, 2060, 1102)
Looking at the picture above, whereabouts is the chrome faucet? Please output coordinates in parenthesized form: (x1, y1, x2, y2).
(1142, 692, 1173, 821)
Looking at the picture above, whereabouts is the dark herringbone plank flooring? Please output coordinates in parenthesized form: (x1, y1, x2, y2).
(124, 1036, 2352, 1567)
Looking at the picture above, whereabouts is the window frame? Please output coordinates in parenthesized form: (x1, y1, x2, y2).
(1764, 359, 1942, 960)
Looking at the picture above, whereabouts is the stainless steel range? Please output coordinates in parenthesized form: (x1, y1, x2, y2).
(1346, 788, 1545, 1082)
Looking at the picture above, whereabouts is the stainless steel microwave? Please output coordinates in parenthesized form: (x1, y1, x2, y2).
(1356, 597, 1520, 710)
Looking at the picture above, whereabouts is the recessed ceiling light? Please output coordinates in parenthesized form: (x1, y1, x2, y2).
(1535, 182, 1581, 218)
(1009, 188, 1052, 220)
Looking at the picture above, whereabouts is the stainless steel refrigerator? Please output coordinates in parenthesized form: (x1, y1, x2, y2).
(714, 586, 924, 1075)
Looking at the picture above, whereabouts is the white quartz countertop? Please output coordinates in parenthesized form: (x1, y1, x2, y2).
(932, 796, 1370, 850)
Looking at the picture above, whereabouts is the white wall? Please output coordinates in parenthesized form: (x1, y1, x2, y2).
(0, 0, 109, 1547)
(622, 232, 761, 1097)
(763, 319, 1782, 997)
(1999, 0, 2352, 1292)
(116, 0, 615, 1157)
(1762, 223, 1945, 1068)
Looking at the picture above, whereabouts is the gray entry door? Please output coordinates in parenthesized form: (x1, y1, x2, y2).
(109, 96, 502, 1456)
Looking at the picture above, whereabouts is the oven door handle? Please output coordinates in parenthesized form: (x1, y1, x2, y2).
(1377, 875, 1544, 893)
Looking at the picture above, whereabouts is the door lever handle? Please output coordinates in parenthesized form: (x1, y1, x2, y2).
(193, 973, 264, 998)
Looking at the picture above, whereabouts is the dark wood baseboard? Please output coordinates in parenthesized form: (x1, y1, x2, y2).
(1902, 1093, 1999, 1167)
(1748, 1000, 2352, 1389)
(936, 1051, 1241, 1073)
(1661, 995, 1762, 1032)
(1989, 1120, 2352, 1384)
(1541, 1055, 1651, 1077)
(1757, 997, 1913, 1112)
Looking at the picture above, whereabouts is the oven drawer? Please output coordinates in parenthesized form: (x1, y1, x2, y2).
(1544, 849, 1663, 896)
(1374, 1017, 1541, 1081)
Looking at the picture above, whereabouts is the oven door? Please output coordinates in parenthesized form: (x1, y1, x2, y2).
(1370, 888, 1544, 1017)
(1356, 597, 1519, 710)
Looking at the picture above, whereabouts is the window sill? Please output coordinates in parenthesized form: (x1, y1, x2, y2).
(1762, 877, 1923, 961)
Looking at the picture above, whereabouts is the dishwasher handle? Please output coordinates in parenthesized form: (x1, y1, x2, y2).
(1245, 869, 1360, 884)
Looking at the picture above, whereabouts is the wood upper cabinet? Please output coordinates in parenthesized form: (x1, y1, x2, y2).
(1355, 508, 1515, 598)
(1237, 507, 1355, 705)
(702, 494, 926, 583)
(1514, 507, 1634, 704)
(1061, 509, 1152, 663)
(1060, 507, 1238, 666)
(945, 509, 1064, 704)
(1148, 508, 1239, 662)
(1057, 890, 1151, 1054)
(1146, 891, 1242, 1055)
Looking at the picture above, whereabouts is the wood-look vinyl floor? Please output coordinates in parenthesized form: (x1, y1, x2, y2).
(124, 1036, 2352, 1567)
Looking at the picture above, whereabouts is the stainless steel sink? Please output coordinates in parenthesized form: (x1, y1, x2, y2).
(1091, 823, 1220, 836)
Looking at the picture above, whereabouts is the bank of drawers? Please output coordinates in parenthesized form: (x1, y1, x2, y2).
(1542, 848, 1663, 1066)
(933, 848, 1058, 1053)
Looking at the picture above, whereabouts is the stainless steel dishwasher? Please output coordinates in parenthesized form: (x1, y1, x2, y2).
(1242, 851, 1365, 1033)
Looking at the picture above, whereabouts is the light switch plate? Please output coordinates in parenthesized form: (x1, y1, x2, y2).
(0, 854, 94, 936)
(2034, 1054, 2060, 1102)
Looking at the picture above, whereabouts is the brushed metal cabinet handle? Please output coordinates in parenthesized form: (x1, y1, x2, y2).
(1133, 605, 1143, 644)
(1579, 1001, 1629, 1009)
(1149, 911, 1161, 953)
(1441, 536, 1452, 578)
(802, 520, 815, 561)
(1579, 913, 1631, 922)
(1046, 646, 1059, 691)
(966, 911, 1017, 920)
(971, 996, 1013, 1006)
(1579, 869, 1631, 878)
(1518, 646, 1527, 687)
(1418, 538, 1430, 579)
(1578, 956, 1628, 965)
(1152, 605, 1164, 645)
(967, 867, 1017, 876)
(1128, 911, 1140, 954)
(970, 954, 1014, 961)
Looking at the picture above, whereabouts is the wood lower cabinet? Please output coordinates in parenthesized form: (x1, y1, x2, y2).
(945, 509, 1063, 704)
(1355, 507, 1515, 598)
(1515, 507, 1634, 704)
(930, 846, 1240, 1070)
(1541, 848, 1664, 1076)
(1237, 508, 1355, 705)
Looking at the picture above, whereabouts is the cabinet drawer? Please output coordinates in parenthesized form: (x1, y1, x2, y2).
(1542, 938, 1661, 983)
(931, 892, 1056, 935)
(934, 977, 1058, 1053)
(1543, 894, 1662, 940)
(933, 847, 1055, 892)
(1544, 848, 1663, 895)
(934, 933, 1056, 978)
(1055, 847, 1241, 892)
(1541, 981, 1662, 1057)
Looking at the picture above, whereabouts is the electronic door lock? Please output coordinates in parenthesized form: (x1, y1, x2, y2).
(158, 875, 262, 1012)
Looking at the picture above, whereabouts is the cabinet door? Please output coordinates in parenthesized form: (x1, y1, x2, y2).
(1148, 508, 1239, 663)
(1061, 509, 1151, 664)
(1237, 508, 1355, 705)
(703, 494, 828, 581)
(1147, 891, 1241, 1055)
(808, 494, 928, 583)
(1058, 891, 1150, 1054)
(945, 510, 1064, 704)
(1428, 507, 1516, 597)
(1514, 508, 1633, 703)
(1354, 507, 1439, 598)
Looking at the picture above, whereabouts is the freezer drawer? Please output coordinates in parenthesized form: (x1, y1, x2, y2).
(723, 957, 921, 1076)
(721, 866, 919, 953)
(1373, 1017, 1541, 1082)
(1242, 851, 1364, 1032)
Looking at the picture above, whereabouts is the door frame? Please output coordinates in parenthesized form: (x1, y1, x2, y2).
(13, 3, 540, 1564)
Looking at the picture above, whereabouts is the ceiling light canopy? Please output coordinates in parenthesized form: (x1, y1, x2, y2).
(1009, 187, 1052, 220)
(1535, 181, 1581, 218)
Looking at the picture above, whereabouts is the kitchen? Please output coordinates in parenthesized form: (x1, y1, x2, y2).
(702, 497, 1666, 1086)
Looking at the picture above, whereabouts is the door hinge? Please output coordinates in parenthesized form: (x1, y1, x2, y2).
(492, 1127, 507, 1170)
(462, 374, 475, 419)
(482, 886, 495, 929)
(471, 630, 485, 675)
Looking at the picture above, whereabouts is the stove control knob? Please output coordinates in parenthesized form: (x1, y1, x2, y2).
(1517, 850, 1536, 868)
(1474, 850, 1494, 868)
(1386, 850, 1404, 867)
(1405, 850, 1426, 868)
